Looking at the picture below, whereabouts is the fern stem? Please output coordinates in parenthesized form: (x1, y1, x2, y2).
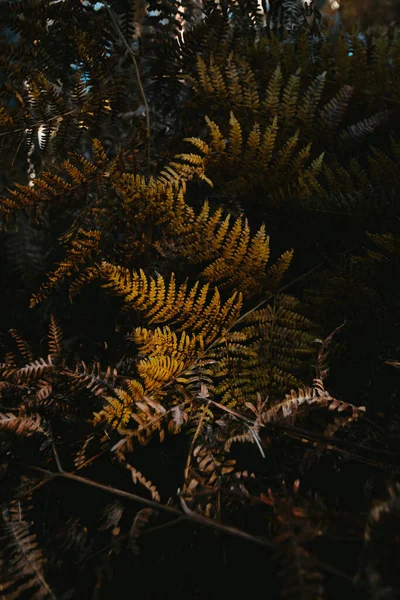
(206, 399, 398, 468)
(104, 3, 151, 175)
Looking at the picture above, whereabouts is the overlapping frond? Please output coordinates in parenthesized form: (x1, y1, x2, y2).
(0, 505, 55, 600)
(209, 294, 315, 407)
(96, 261, 243, 338)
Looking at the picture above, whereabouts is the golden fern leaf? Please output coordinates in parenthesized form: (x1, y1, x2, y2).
(199, 218, 272, 297)
(264, 250, 294, 292)
(274, 129, 300, 175)
(205, 116, 226, 153)
(97, 262, 242, 338)
(132, 327, 199, 362)
(167, 155, 214, 188)
(117, 452, 160, 502)
(296, 152, 325, 199)
(30, 229, 102, 307)
(260, 115, 279, 170)
(280, 68, 301, 127)
(196, 55, 214, 94)
(243, 122, 262, 164)
(262, 64, 283, 116)
(240, 58, 260, 110)
(136, 355, 189, 392)
(227, 111, 243, 162)
(124, 378, 146, 401)
(225, 56, 243, 108)
(93, 376, 170, 437)
(162, 199, 230, 263)
(93, 387, 134, 429)
(182, 137, 212, 156)
(208, 56, 228, 99)
(74, 434, 95, 470)
(0, 176, 73, 227)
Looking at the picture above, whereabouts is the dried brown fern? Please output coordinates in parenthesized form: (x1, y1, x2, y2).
(0, 504, 55, 599)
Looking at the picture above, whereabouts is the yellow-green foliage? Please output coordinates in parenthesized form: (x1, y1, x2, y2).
(90, 259, 313, 433)
(178, 111, 325, 200)
(178, 48, 392, 207)
(0, 122, 318, 446)
(209, 294, 315, 406)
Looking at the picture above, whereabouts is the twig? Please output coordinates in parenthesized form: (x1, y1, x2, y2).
(52, 440, 64, 473)
(49, 425, 64, 473)
(179, 496, 273, 548)
(16, 462, 274, 549)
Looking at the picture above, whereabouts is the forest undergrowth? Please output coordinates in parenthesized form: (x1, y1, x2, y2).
(0, 1, 400, 598)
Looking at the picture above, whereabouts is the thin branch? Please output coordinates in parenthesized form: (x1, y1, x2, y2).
(16, 462, 274, 549)
(179, 496, 273, 548)
(52, 440, 63, 473)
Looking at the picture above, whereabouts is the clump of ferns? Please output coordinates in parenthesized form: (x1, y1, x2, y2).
(186, 51, 391, 146)
(259, 479, 329, 600)
(186, 26, 400, 118)
(0, 315, 123, 471)
(173, 111, 389, 219)
(75, 242, 316, 453)
(207, 324, 365, 465)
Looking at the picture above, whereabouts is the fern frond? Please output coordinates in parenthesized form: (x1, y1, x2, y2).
(0, 506, 55, 599)
(227, 111, 243, 162)
(210, 294, 314, 407)
(316, 84, 354, 135)
(280, 68, 301, 128)
(48, 314, 63, 361)
(297, 71, 327, 133)
(262, 64, 283, 116)
(64, 361, 117, 397)
(358, 483, 400, 597)
(9, 329, 33, 363)
(117, 452, 161, 502)
(97, 262, 243, 339)
(0, 413, 47, 438)
(93, 387, 135, 429)
(12, 356, 54, 383)
(205, 116, 226, 152)
(129, 508, 153, 555)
